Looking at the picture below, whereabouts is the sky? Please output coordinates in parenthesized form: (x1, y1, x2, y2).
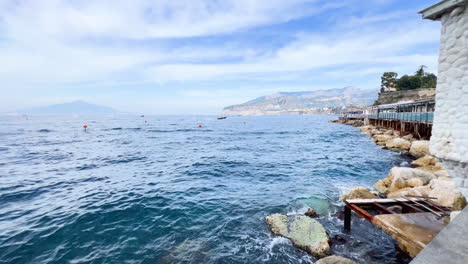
(0, 0, 441, 114)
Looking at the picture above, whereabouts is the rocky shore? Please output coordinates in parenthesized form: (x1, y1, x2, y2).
(354, 124, 466, 211)
(264, 119, 466, 262)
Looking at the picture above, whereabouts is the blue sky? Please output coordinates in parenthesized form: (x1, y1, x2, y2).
(0, 0, 441, 114)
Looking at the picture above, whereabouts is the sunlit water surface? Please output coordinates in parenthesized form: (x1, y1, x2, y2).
(0, 115, 411, 264)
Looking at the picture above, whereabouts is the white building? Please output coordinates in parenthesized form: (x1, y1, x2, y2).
(420, 0, 468, 198)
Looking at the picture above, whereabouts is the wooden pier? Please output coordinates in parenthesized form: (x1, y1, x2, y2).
(367, 100, 435, 140)
(344, 197, 451, 258)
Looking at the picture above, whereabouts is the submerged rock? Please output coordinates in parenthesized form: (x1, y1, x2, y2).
(342, 186, 377, 201)
(305, 208, 319, 218)
(265, 214, 330, 257)
(315, 255, 357, 264)
(409, 140, 431, 158)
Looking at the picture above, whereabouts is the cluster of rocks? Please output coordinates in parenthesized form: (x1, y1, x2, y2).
(330, 119, 364, 127)
(265, 122, 466, 261)
(357, 125, 467, 210)
(265, 211, 357, 263)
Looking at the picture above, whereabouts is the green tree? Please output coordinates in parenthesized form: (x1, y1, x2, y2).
(422, 73, 437, 88)
(380, 72, 398, 92)
(397, 75, 422, 90)
(415, 65, 427, 77)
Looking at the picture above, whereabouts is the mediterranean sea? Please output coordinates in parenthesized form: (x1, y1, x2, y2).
(0, 115, 411, 263)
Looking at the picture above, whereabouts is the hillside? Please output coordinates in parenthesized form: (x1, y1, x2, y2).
(19, 101, 117, 115)
(223, 87, 378, 115)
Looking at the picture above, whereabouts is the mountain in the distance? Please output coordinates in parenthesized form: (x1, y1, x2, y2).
(19, 101, 117, 115)
(223, 87, 378, 115)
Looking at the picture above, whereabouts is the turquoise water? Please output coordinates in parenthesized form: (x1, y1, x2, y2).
(0, 115, 411, 263)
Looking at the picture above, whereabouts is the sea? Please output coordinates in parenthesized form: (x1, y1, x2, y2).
(0, 114, 412, 264)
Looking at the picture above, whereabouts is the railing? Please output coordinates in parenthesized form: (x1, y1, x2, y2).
(368, 112, 434, 123)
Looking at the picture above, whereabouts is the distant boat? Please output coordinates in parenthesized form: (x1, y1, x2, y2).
(217, 116, 227, 120)
(140, 115, 144, 117)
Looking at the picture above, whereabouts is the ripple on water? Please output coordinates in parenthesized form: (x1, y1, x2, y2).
(0, 115, 412, 264)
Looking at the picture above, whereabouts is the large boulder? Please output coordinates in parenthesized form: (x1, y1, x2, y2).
(342, 186, 377, 201)
(409, 140, 431, 158)
(370, 129, 383, 135)
(411, 155, 437, 167)
(387, 186, 432, 198)
(401, 134, 414, 141)
(315, 255, 357, 264)
(265, 214, 330, 257)
(411, 155, 445, 173)
(428, 179, 467, 210)
(385, 138, 412, 151)
(359, 125, 373, 135)
(374, 134, 394, 146)
(373, 167, 436, 195)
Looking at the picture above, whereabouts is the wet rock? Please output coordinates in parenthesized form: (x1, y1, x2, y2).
(331, 234, 347, 245)
(305, 208, 319, 218)
(359, 125, 373, 135)
(341, 186, 377, 201)
(385, 138, 412, 151)
(315, 255, 357, 264)
(373, 134, 394, 145)
(332, 210, 345, 220)
(265, 214, 330, 257)
(409, 140, 431, 158)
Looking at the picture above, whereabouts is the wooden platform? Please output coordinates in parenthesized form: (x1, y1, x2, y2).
(344, 197, 451, 258)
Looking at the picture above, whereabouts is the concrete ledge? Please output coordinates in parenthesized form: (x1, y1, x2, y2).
(411, 206, 468, 263)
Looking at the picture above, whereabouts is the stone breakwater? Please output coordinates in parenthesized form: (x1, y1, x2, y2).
(264, 119, 465, 261)
(355, 124, 466, 211)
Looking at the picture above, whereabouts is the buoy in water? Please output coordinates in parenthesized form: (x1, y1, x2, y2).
(243, 120, 246, 124)
(83, 123, 88, 131)
(144, 120, 148, 123)
(198, 124, 202, 128)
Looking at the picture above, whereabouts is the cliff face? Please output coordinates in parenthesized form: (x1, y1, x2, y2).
(223, 87, 378, 115)
(373, 88, 436, 105)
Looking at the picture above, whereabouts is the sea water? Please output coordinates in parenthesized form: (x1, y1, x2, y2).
(0, 115, 411, 263)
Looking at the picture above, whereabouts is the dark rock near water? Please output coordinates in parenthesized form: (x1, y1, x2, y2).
(305, 208, 319, 218)
(332, 235, 347, 245)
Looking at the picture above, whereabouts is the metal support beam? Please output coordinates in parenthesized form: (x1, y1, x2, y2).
(344, 205, 351, 231)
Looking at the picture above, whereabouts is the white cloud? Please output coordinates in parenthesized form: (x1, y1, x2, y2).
(0, 0, 441, 113)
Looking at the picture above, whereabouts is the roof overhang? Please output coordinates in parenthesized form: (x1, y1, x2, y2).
(419, 0, 467, 20)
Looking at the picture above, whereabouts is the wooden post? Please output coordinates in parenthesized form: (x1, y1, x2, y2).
(344, 205, 351, 231)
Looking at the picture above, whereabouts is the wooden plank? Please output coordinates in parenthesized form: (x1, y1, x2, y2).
(345, 197, 425, 204)
(421, 200, 451, 214)
(347, 203, 374, 221)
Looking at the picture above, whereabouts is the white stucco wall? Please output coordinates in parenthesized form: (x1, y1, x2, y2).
(429, 5, 468, 197)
